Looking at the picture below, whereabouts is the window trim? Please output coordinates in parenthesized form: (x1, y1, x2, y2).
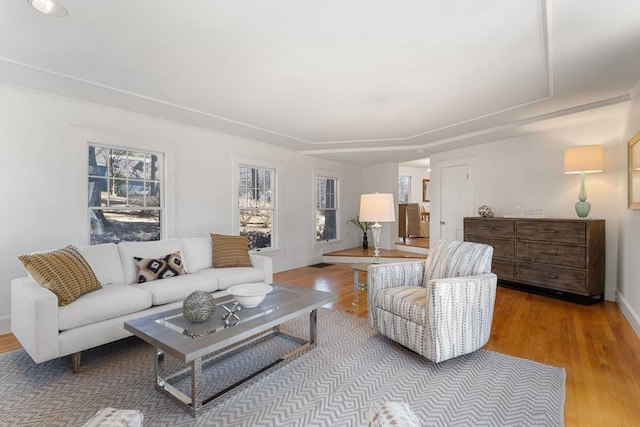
(313, 169, 341, 245)
(232, 156, 280, 252)
(73, 126, 176, 245)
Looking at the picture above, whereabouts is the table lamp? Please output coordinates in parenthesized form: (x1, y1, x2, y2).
(359, 193, 396, 263)
(563, 145, 604, 218)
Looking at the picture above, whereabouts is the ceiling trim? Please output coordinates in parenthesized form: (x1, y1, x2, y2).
(0, 56, 314, 145)
(313, 0, 555, 146)
(0, 0, 557, 148)
(302, 93, 631, 156)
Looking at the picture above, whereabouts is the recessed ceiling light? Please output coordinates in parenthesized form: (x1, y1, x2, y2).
(29, 0, 68, 17)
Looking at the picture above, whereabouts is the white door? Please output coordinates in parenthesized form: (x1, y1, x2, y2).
(440, 163, 470, 240)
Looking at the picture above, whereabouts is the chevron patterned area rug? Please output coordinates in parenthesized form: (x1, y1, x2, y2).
(0, 309, 565, 427)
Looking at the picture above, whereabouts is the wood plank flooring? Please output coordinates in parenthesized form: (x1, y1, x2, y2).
(2, 262, 639, 425)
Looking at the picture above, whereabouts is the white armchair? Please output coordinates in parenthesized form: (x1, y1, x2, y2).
(367, 240, 497, 363)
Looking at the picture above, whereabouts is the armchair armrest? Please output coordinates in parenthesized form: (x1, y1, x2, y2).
(367, 261, 425, 329)
(250, 254, 273, 284)
(423, 272, 497, 362)
(11, 277, 60, 363)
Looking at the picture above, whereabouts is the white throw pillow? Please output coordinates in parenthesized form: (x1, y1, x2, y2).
(77, 243, 125, 285)
(181, 237, 213, 273)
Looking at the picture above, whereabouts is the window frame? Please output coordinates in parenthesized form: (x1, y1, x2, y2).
(87, 144, 165, 244)
(232, 156, 280, 253)
(313, 170, 341, 244)
(73, 126, 176, 246)
(313, 173, 341, 243)
(398, 175, 411, 204)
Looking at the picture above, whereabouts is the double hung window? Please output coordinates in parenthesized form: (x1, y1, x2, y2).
(88, 145, 163, 244)
(316, 176, 338, 241)
(238, 165, 275, 250)
(398, 176, 411, 203)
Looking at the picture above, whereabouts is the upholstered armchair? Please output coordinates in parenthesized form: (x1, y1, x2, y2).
(367, 240, 498, 363)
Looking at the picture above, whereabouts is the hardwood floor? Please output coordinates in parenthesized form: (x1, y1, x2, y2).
(2, 263, 639, 425)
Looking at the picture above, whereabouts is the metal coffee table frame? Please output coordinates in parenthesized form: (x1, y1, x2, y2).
(124, 284, 335, 417)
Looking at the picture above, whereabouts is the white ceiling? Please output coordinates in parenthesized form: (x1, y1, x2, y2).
(1, 0, 639, 165)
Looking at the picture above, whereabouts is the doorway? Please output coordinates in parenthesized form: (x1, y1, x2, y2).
(438, 159, 473, 240)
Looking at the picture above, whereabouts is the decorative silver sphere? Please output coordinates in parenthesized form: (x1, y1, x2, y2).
(183, 290, 215, 323)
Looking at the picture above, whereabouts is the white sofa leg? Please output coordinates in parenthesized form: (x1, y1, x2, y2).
(72, 352, 81, 373)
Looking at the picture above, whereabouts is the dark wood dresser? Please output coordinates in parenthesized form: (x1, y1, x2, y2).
(463, 217, 605, 304)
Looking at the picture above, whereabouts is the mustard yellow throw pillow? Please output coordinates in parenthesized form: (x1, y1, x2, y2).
(211, 234, 252, 268)
(18, 245, 101, 306)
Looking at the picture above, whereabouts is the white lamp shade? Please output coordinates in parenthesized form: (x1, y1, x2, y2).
(359, 193, 396, 222)
(564, 145, 604, 174)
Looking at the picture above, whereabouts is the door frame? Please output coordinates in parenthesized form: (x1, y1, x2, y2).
(430, 156, 475, 241)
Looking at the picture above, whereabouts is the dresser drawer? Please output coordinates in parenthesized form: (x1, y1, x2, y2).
(465, 236, 514, 259)
(464, 218, 514, 239)
(492, 258, 515, 280)
(516, 262, 586, 293)
(517, 221, 586, 245)
(517, 242, 586, 269)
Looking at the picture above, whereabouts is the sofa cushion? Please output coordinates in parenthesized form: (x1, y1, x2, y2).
(211, 234, 251, 268)
(193, 267, 265, 289)
(132, 273, 219, 305)
(118, 239, 184, 285)
(134, 251, 185, 283)
(376, 286, 427, 326)
(181, 237, 213, 273)
(58, 284, 152, 331)
(18, 245, 102, 306)
(77, 243, 125, 285)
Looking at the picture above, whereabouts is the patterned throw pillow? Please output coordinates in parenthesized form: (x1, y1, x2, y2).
(211, 234, 252, 268)
(366, 401, 421, 427)
(18, 245, 102, 306)
(134, 252, 185, 283)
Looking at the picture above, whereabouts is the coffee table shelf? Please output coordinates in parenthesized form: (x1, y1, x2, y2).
(124, 283, 336, 417)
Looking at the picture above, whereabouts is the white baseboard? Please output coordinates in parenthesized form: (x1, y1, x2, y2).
(604, 288, 616, 302)
(0, 316, 11, 335)
(616, 290, 640, 338)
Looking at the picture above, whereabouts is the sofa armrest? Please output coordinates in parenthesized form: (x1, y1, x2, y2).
(367, 261, 425, 329)
(250, 254, 273, 284)
(11, 277, 60, 363)
(423, 272, 497, 362)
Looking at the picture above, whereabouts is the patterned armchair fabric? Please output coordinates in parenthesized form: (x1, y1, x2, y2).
(368, 240, 497, 363)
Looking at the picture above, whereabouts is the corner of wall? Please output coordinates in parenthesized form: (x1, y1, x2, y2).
(616, 290, 640, 338)
(0, 316, 10, 335)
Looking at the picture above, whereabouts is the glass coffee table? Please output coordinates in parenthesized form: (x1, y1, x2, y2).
(124, 283, 336, 417)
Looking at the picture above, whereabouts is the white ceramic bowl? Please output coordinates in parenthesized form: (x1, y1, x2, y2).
(227, 283, 273, 308)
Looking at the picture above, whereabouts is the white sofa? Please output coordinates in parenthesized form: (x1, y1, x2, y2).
(11, 237, 273, 370)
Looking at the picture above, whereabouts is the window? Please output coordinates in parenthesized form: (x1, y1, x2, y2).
(238, 165, 275, 250)
(398, 176, 411, 203)
(88, 145, 163, 244)
(316, 176, 338, 241)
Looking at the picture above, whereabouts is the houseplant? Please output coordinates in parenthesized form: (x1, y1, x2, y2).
(346, 216, 371, 249)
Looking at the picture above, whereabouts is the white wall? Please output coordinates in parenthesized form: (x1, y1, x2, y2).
(0, 85, 364, 334)
(430, 105, 626, 304)
(362, 163, 399, 248)
(618, 90, 640, 336)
